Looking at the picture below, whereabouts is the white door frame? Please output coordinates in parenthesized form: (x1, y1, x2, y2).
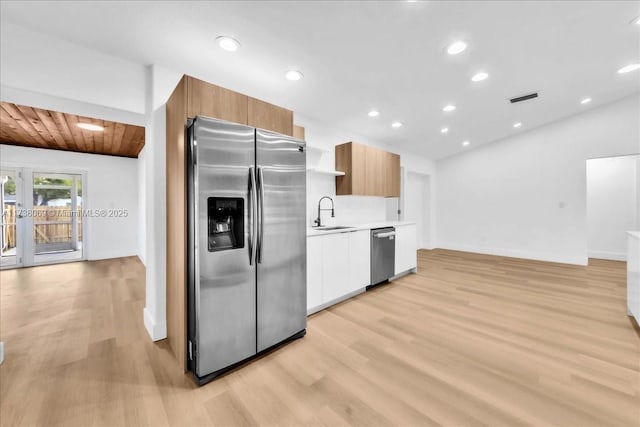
(401, 169, 434, 250)
(0, 167, 24, 269)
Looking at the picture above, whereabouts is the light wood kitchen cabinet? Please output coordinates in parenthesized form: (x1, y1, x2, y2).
(335, 142, 366, 195)
(186, 76, 294, 136)
(293, 125, 305, 140)
(385, 152, 401, 197)
(365, 146, 386, 196)
(394, 224, 417, 275)
(187, 77, 248, 124)
(335, 141, 400, 197)
(247, 98, 293, 136)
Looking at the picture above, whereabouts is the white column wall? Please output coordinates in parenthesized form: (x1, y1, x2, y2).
(142, 65, 182, 342)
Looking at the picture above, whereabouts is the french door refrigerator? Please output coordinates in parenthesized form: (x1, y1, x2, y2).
(187, 116, 307, 384)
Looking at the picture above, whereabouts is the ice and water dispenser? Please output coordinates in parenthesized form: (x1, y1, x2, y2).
(207, 197, 244, 251)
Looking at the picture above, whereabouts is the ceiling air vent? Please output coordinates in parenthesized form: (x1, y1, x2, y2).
(510, 92, 538, 103)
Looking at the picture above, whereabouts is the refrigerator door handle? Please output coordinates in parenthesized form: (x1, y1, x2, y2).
(249, 167, 257, 265)
(257, 167, 265, 263)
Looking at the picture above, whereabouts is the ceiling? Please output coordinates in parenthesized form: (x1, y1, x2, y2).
(0, 102, 145, 158)
(1, 1, 638, 159)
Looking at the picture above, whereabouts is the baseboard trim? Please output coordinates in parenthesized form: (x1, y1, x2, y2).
(390, 267, 417, 281)
(437, 243, 588, 266)
(88, 250, 138, 261)
(307, 288, 366, 316)
(588, 251, 626, 261)
(143, 307, 167, 342)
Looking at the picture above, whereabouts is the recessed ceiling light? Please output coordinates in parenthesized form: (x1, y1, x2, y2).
(446, 41, 467, 55)
(513, 122, 522, 128)
(471, 72, 489, 82)
(580, 97, 591, 105)
(634, 16, 640, 25)
(215, 36, 240, 52)
(441, 127, 449, 134)
(77, 123, 104, 132)
(368, 110, 380, 117)
(443, 105, 456, 112)
(462, 141, 470, 147)
(285, 70, 303, 81)
(391, 121, 403, 128)
(617, 63, 640, 74)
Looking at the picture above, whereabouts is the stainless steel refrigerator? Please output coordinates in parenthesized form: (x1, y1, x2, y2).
(186, 116, 307, 384)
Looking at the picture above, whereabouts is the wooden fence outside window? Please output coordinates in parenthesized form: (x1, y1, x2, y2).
(2, 205, 83, 250)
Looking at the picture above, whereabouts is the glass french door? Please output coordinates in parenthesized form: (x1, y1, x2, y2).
(32, 172, 83, 264)
(0, 167, 86, 269)
(1, 168, 21, 268)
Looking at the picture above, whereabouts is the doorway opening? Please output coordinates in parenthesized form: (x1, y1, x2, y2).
(586, 154, 639, 261)
(403, 171, 432, 250)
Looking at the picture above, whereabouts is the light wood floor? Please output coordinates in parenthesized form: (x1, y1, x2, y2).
(1, 250, 639, 426)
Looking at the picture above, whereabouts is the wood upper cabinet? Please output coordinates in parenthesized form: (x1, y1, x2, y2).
(247, 98, 293, 136)
(336, 142, 366, 195)
(187, 77, 248, 124)
(186, 76, 294, 137)
(336, 141, 400, 197)
(293, 125, 305, 140)
(385, 151, 400, 197)
(365, 146, 386, 197)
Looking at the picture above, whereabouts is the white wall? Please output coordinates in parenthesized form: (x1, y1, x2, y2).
(1, 21, 145, 114)
(587, 155, 639, 260)
(297, 113, 436, 228)
(405, 171, 432, 249)
(137, 146, 146, 264)
(637, 156, 640, 229)
(436, 94, 640, 265)
(0, 145, 139, 260)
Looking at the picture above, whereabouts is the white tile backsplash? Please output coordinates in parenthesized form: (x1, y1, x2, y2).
(306, 173, 386, 227)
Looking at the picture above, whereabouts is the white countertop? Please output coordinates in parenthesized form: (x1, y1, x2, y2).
(307, 221, 416, 237)
(628, 231, 640, 239)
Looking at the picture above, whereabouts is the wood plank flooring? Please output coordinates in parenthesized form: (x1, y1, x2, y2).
(1, 250, 638, 426)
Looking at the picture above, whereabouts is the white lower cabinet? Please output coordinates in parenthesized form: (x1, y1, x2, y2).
(348, 230, 370, 292)
(321, 233, 351, 302)
(394, 224, 417, 275)
(307, 224, 416, 314)
(306, 230, 371, 313)
(306, 236, 323, 310)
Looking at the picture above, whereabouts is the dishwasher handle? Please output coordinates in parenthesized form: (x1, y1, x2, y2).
(375, 231, 396, 238)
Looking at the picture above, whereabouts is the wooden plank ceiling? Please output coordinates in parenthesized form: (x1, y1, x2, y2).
(0, 102, 145, 158)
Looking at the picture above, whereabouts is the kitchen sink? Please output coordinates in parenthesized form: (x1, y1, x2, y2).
(314, 226, 355, 231)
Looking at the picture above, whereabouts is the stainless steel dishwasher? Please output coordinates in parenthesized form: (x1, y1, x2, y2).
(370, 227, 395, 287)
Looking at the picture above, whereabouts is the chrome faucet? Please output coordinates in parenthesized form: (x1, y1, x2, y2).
(314, 196, 334, 227)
